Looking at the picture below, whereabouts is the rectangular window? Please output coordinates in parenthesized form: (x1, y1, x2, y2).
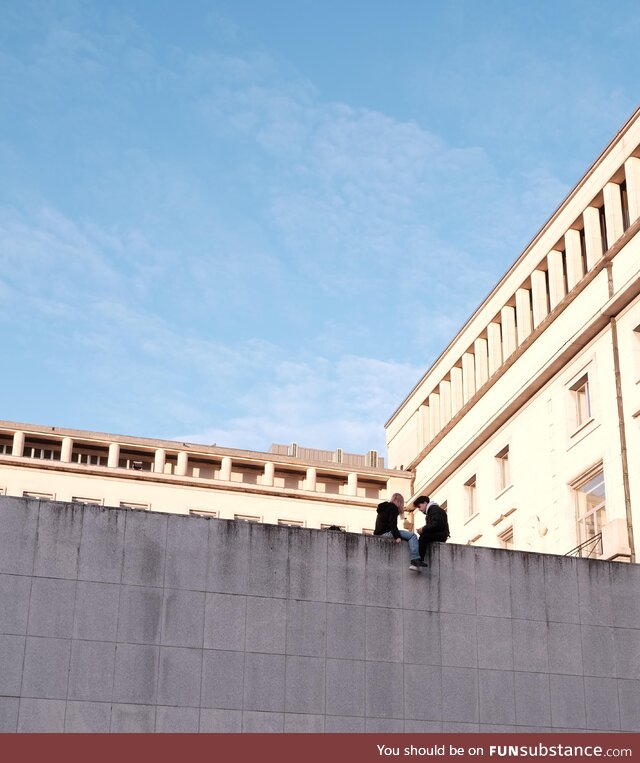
(321, 523, 346, 531)
(570, 374, 591, 429)
(498, 526, 514, 550)
(464, 475, 477, 519)
(72, 496, 103, 506)
(598, 205, 608, 252)
(23, 491, 53, 501)
(574, 468, 606, 550)
(119, 501, 150, 510)
(495, 446, 511, 493)
(621, 180, 630, 232)
(189, 509, 218, 518)
(234, 514, 260, 523)
(277, 519, 305, 527)
(362, 528, 374, 535)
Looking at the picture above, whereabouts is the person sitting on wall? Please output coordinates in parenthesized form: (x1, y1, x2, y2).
(413, 495, 450, 565)
(374, 492, 425, 571)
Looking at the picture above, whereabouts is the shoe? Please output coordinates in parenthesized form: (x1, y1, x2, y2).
(409, 559, 422, 571)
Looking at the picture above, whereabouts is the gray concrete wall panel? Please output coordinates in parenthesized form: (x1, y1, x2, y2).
(0, 496, 639, 733)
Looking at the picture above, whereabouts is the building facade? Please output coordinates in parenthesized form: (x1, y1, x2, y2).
(0, 420, 411, 535)
(386, 107, 640, 563)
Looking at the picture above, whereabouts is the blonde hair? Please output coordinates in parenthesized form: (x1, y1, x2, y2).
(390, 492, 405, 510)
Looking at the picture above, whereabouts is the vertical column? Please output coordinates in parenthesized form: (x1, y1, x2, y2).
(108, 442, 120, 468)
(501, 305, 517, 360)
(428, 392, 440, 435)
(603, 181, 624, 244)
(624, 156, 640, 225)
(61, 437, 73, 463)
(220, 457, 232, 481)
(565, 228, 584, 291)
(12, 431, 25, 457)
(515, 287, 532, 345)
(474, 338, 489, 389)
(176, 451, 188, 476)
(531, 270, 549, 328)
(548, 248, 567, 306)
(487, 323, 502, 376)
(263, 461, 275, 487)
(450, 366, 464, 415)
(418, 403, 429, 450)
(583, 206, 603, 269)
(154, 448, 166, 474)
(439, 380, 452, 426)
(347, 472, 358, 497)
(305, 466, 317, 491)
(462, 352, 476, 402)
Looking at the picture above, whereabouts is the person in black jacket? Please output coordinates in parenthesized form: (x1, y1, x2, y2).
(374, 492, 425, 571)
(414, 495, 450, 564)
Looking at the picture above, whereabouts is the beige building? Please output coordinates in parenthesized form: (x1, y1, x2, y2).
(0, 420, 411, 534)
(386, 107, 640, 563)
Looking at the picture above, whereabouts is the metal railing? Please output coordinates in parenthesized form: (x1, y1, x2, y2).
(565, 533, 602, 558)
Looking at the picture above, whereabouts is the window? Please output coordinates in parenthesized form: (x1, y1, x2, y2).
(621, 180, 630, 232)
(189, 509, 218, 518)
(362, 528, 374, 535)
(498, 526, 514, 550)
(24, 447, 59, 460)
(570, 374, 591, 429)
(277, 519, 305, 527)
(234, 514, 260, 523)
(75, 452, 106, 466)
(464, 475, 477, 519)
(574, 469, 606, 547)
(0, 437, 12, 455)
(23, 491, 53, 501)
(321, 523, 346, 531)
(495, 446, 511, 493)
(72, 496, 103, 506)
(119, 501, 150, 510)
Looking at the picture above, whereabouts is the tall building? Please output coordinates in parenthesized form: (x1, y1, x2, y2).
(386, 107, 640, 563)
(0, 420, 411, 534)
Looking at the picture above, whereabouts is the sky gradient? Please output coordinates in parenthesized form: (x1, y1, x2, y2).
(1, 0, 638, 455)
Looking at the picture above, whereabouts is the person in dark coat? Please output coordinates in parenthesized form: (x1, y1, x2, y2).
(374, 492, 425, 571)
(413, 495, 450, 564)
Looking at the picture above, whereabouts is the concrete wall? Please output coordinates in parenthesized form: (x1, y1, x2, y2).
(1, 496, 639, 733)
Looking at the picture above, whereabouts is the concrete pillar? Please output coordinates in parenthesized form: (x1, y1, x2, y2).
(108, 442, 120, 468)
(154, 448, 166, 474)
(462, 352, 476, 402)
(583, 206, 603, 269)
(548, 248, 567, 307)
(305, 466, 317, 491)
(531, 270, 549, 328)
(624, 156, 640, 225)
(12, 431, 25, 457)
(220, 457, 232, 481)
(450, 366, 464, 414)
(428, 392, 440, 435)
(439, 380, 452, 426)
(474, 337, 489, 389)
(347, 472, 358, 497)
(176, 451, 188, 476)
(487, 323, 502, 376)
(566, 229, 585, 291)
(418, 403, 429, 450)
(61, 437, 73, 463)
(263, 461, 274, 487)
(501, 305, 517, 359)
(604, 181, 624, 245)
(515, 287, 532, 345)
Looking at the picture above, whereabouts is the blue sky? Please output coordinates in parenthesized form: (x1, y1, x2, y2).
(1, 1, 638, 455)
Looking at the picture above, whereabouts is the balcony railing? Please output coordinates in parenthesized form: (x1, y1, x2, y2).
(565, 533, 602, 559)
